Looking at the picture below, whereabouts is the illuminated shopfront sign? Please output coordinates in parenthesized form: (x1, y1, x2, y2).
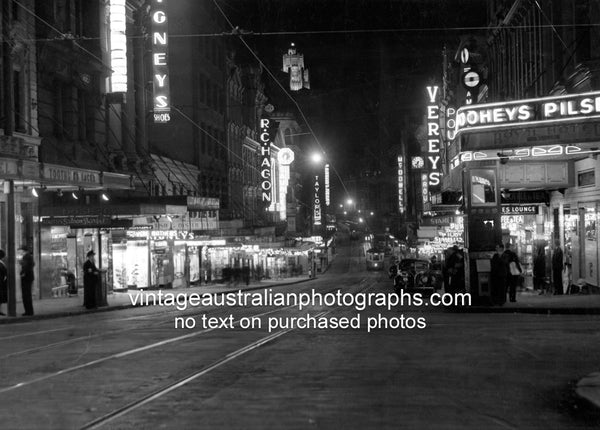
(324, 163, 330, 207)
(109, 0, 127, 93)
(501, 205, 539, 215)
(397, 156, 405, 213)
(425, 86, 442, 188)
(259, 119, 273, 202)
(421, 172, 429, 206)
(455, 90, 600, 136)
(451, 144, 584, 169)
(313, 175, 321, 226)
(277, 148, 294, 220)
(152, 0, 171, 123)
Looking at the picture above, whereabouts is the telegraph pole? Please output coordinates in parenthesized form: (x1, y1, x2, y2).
(3, 0, 16, 316)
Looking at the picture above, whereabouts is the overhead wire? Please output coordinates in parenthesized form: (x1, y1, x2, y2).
(213, 0, 351, 198)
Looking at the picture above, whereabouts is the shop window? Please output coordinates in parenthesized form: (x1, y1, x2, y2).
(578, 170, 595, 187)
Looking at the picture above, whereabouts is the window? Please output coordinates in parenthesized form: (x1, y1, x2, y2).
(578, 170, 595, 187)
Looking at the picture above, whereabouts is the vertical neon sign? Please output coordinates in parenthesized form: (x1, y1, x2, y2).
(397, 156, 405, 213)
(259, 119, 272, 202)
(109, 0, 127, 92)
(313, 175, 321, 226)
(152, 0, 171, 123)
(324, 163, 330, 207)
(426, 86, 442, 189)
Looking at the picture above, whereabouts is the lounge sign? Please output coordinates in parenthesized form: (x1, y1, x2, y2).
(455, 90, 600, 136)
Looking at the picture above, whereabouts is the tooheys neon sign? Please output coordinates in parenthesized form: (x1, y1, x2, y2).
(259, 119, 272, 202)
(455, 90, 600, 136)
(152, 0, 171, 123)
(426, 86, 442, 187)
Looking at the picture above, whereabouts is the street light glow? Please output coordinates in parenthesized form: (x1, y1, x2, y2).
(347, 198, 353, 205)
(311, 152, 323, 164)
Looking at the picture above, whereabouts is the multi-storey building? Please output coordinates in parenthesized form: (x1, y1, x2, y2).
(441, 0, 600, 296)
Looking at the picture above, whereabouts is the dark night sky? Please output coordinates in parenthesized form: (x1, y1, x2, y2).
(220, 0, 488, 176)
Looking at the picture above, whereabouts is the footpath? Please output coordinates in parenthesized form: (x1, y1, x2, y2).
(0, 275, 312, 324)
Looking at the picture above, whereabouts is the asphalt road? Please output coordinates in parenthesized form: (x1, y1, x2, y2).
(1, 240, 599, 429)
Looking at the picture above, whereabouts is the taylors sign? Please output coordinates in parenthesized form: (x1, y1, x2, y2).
(455, 90, 600, 136)
(259, 118, 272, 202)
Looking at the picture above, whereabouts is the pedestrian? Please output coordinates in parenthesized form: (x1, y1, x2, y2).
(490, 243, 507, 305)
(0, 249, 7, 315)
(18, 246, 35, 316)
(552, 240, 564, 295)
(446, 245, 465, 293)
(533, 245, 547, 295)
(83, 250, 99, 309)
(502, 242, 522, 303)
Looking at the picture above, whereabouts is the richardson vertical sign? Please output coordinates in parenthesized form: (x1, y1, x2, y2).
(259, 119, 272, 202)
(426, 86, 442, 192)
(152, 0, 171, 123)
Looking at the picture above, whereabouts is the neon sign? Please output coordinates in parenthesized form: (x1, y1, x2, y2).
(259, 119, 272, 202)
(324, 164, 330, 207)
(109, 0, 127, 93)
(426, 86, 442, 188)
(313, 175, 321, 226)
(397, 156, 405, 213)
(455, 90, 600, 136)
(450, 144, 584, 169)
(152, 0, 171, 123)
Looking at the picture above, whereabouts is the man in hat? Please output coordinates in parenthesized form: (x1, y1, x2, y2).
(18, 246, 35, 316)
(83, 250, 99, 309)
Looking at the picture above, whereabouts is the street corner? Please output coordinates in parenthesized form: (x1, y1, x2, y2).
(575, 372, 600, 411)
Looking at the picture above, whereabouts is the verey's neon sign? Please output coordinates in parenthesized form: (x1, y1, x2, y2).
(426, 86, 442, 187)
(152, 0, 171, 123)
(455, 90, 600, 136)
(259, 119, 273, 202)
(109, 0, 127, 92)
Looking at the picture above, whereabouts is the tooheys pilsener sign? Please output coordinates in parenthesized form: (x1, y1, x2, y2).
(259, 119, 272, 202)
(455, 90, 600, 136)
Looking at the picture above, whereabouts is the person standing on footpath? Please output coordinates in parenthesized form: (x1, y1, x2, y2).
(0, 249, 7, 315)
(490, 244, 508, 306)
(533, 245, 547, 295)
(552, 240, 564, 295)
(19, 246, 35, 316)
(502, 242, 521, 303)
(83, 250, 99, 309)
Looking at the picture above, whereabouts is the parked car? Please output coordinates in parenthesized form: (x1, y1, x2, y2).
(393, 258, 442, 294)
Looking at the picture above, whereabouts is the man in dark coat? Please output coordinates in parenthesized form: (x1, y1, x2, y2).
(490, 244, 508, 305)
(83, 250, 99, 309)
(19, 246, 35, 316)
(0, 249, 7, 315)
(502, 242, 522, 303)
(552, 240, 564, 295)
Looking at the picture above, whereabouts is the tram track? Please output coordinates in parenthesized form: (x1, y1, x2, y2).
(0, 273, 380, 428)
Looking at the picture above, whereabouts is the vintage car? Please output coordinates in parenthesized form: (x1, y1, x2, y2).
(393, 258, 442, 293)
